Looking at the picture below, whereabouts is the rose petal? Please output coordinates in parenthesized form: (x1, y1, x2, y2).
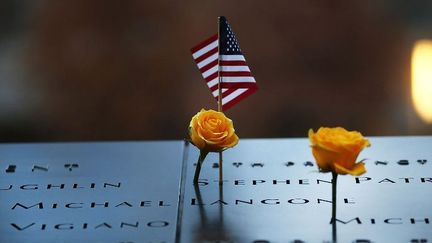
(334, 162, 366, 176)
(189, 126, 206, 150)
(311, 146, 334, 172)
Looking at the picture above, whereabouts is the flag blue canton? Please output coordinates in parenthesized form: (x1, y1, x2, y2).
(219, 16, 242, 55)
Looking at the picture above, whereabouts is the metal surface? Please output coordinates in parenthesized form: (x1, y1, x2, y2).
(179, 137, 432, 243)
(0, 141, 184, 243)
(0, 137, 432, 242)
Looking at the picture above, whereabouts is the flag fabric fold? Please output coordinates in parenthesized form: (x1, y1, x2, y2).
(190, 16, 258, 110)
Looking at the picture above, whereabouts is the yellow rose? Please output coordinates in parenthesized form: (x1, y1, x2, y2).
(308, 127, 370, 176)
(189, 109, 239, 152)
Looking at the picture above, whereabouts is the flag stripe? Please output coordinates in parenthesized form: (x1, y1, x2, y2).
(212, 88, 229, 97)
(196, 53, 218, 69)
(190, 34, 218, 54)
(202, 66, 218, 79)
(221, 76, 256, 83)
(220, 82, 258, 89)
(222, 88, 248, 104)
(207, 78, 218, 88)
(220, 71, 252, 77)
(194, 47, 218, 64)
(220, 55, 245, 61)
(222, 87, 258, 110)
(219, 60, 247, 66)
(215, 88, 238, 101)
(210, 85, 219, 92)
(220, 66, 250, 72)
(192, 41, 218, 59)
(204, 72, 218, 82)
(199, 59, 218, 73)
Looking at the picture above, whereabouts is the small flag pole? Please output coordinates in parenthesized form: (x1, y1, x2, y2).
(217, 16, 223, 112)
(217, 16, 223, 185)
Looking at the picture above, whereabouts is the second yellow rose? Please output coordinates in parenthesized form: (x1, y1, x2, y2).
(308, 127, 370, 176)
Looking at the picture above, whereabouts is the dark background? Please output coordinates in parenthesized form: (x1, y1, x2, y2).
(1, 0, 432, 142)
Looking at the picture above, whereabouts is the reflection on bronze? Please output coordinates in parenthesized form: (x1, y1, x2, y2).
(332, 172, 338, 243)
(192, 184, 232, 242)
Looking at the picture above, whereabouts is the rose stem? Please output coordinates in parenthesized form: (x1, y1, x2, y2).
(332, 171, 338, 243)
(193, 150, 208, 184)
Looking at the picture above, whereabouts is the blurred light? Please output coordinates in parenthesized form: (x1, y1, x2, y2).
(412, 40, 432, 124)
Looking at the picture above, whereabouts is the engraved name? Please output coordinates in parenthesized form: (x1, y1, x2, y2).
(0, 182, 121, 191)
(11, 201, 172, 210)
(10, 220, 170, 231)
(195, 177, 432, 186)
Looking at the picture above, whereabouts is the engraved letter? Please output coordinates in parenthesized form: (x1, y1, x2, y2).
(94, 223, 112, 229)
(330, 217, 362, 224)
(253, 180, 266, 185)
(120, 222, 139, 228)
(410, 218, 429, 224)
(11, 223, 35, 231)
(103, 182, 121, 188)
(32, 165, 49, 172)
(55, 223, 74, 230)
(273, 180, 290, 185)
(261, 199, 280, 205)
(0, 185, 12, 190)
(5, 165, 16, 173)
(12, 202, 44, 210)
(317, 198, 332, 204)
(378, 178, 395, 183)
(20, 184, 38, 190)
(384, 218, 402, 224)
(287, 198, 309, 204)
(66, 203, 83, 209)
(355, 177, 371, 184)
(147, 221, 169, 227)
(91, 202, 109, 208)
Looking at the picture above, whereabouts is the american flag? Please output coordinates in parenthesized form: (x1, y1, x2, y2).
(190, 16, 258, 110)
